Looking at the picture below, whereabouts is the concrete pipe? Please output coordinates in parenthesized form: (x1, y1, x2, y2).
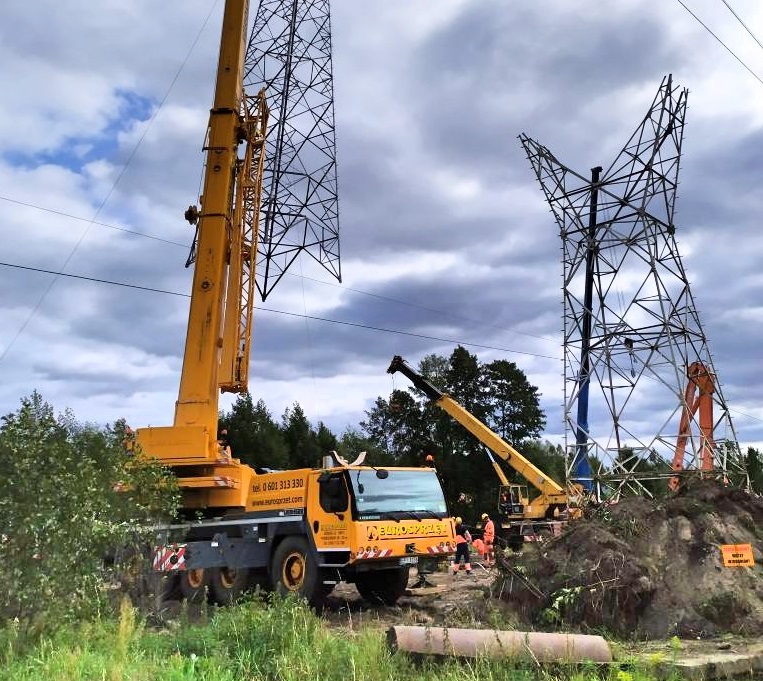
(387, 625, 612, 663)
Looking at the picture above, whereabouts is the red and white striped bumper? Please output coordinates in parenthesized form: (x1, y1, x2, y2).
(427, 542, 454, 555)
(153, 544, 187, 572)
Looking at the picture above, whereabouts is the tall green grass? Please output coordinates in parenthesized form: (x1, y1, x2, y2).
(0, 596, 668, 681)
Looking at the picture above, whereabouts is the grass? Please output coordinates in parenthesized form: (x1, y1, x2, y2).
(0, 596, 676, 681)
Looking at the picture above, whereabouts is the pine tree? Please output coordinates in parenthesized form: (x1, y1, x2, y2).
(219, 393, 289, 469)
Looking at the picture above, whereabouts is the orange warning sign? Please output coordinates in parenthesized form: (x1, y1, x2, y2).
(720, 544, 755, 567)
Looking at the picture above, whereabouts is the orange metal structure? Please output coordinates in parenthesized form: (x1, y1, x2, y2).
(670, 361, 715, 490)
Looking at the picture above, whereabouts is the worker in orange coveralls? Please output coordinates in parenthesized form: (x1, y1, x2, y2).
(481, 512, 495, 567)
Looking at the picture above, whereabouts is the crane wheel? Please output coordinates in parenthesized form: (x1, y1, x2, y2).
(270, 536, 321, 605)
(210, 566, 249, 605)
(180, 567, 209, 603)
(355, 566, 410, 606)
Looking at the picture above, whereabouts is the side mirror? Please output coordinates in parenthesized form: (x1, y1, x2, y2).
(375, 469, 389, 480)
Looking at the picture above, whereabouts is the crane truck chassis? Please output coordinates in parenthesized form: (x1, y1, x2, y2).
(150, 458, 455, 606)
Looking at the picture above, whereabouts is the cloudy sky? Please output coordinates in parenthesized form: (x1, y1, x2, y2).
(1, 0, 762, 459)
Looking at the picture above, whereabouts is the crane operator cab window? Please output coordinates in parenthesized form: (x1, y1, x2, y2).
(318, 472, 349, 513)
(499, 485, 525, 516)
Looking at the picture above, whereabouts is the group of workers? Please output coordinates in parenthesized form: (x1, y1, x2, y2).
(419, 453, 497, 581)
(410, 453, 498, 587)
(451, 512, 494, 576)
(411, 511, 496, 587)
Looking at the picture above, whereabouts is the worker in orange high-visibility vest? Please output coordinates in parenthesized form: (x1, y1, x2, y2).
(451, 517, 472, 576)
(481, 512, 495, 567)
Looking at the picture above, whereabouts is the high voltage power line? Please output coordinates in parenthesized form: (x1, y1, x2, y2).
(0, 193, 559, 346)
(12, 251, 763, 425)
(675, 0, 763, 86)
(720, 0, 763, 52)
(0, 261, 560, 361)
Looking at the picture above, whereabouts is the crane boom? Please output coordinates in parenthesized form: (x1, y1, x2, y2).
(135, 0, 268, 508)
(174, 0, 252, 431)
(388, 355, 569, 520)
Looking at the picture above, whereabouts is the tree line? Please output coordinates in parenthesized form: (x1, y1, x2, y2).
(220, 346, 566, 523)
(2, 347, 762, 626)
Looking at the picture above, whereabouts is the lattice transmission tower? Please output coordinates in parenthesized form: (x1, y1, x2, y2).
(244, 0, 341, 299)
(520, 75, 746, 499)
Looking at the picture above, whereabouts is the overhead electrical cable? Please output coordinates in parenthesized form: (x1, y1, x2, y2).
(0, 195, 188, 248)
(0, 193, 559, 346)
(0, 261, 561, 361)
(13, 252, 762, 426)
(720, 0, 763, 52)
(11, 262, 763, 423)
(728, 406, 763, 424)
(674, 0, 763, 86)
(0, 1, 220, 365)
(0, 261, 188, 298)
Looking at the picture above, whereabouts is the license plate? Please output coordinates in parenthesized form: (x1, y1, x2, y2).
(399, 557, 418, 565)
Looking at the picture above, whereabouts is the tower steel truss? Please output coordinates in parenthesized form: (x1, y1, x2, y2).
(244, 0, 341, 299)
(520, 75, 746, 498)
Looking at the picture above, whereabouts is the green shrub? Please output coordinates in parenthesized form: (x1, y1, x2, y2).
(0, 392, 178, 629)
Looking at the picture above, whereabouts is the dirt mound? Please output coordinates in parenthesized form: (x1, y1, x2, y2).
(500, 480, 763, 638)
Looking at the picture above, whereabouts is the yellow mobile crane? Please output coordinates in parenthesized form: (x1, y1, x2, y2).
(388, 356, 573, 541)
(131, 0, 455, 606)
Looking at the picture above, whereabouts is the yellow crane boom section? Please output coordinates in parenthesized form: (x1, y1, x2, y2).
(436, 395, 564, 497)
(135, 0, 268, 510)
(387, 356, 566, 501)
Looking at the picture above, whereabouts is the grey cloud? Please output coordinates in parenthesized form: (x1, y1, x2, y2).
(0, 0, 760, 456)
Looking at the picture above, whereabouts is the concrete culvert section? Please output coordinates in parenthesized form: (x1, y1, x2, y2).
(386, 625, 612, 662)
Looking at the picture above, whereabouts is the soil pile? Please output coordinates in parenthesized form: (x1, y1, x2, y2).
(499, 480, 763, 638)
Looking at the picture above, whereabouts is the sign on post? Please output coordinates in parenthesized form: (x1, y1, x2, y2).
(720, 544, 755, 567)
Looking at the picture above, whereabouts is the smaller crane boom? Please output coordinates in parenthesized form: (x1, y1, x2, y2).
(388, 356, 569, 521)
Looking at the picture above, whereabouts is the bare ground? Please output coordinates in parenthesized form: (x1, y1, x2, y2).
(322, 561, 502, 631)
(492, 480, 763, 639)
(318, 480, 763, 664)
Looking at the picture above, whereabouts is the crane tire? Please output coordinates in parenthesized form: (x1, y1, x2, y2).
(180, 567, 209, 603)
(210, 566, 249, 605)
(270, 536, 321, 606)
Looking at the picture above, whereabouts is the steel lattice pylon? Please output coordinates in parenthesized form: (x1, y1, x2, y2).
(520, 75, 747, 499)
(244, 0, 341, 300)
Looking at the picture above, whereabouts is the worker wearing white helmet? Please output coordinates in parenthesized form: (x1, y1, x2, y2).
(451, 517, 472, 576)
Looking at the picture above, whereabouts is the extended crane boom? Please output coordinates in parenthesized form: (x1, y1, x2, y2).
(388, 355, 570, 523)
(135, 0, 267, 509)
(121, 2, 456, 609)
